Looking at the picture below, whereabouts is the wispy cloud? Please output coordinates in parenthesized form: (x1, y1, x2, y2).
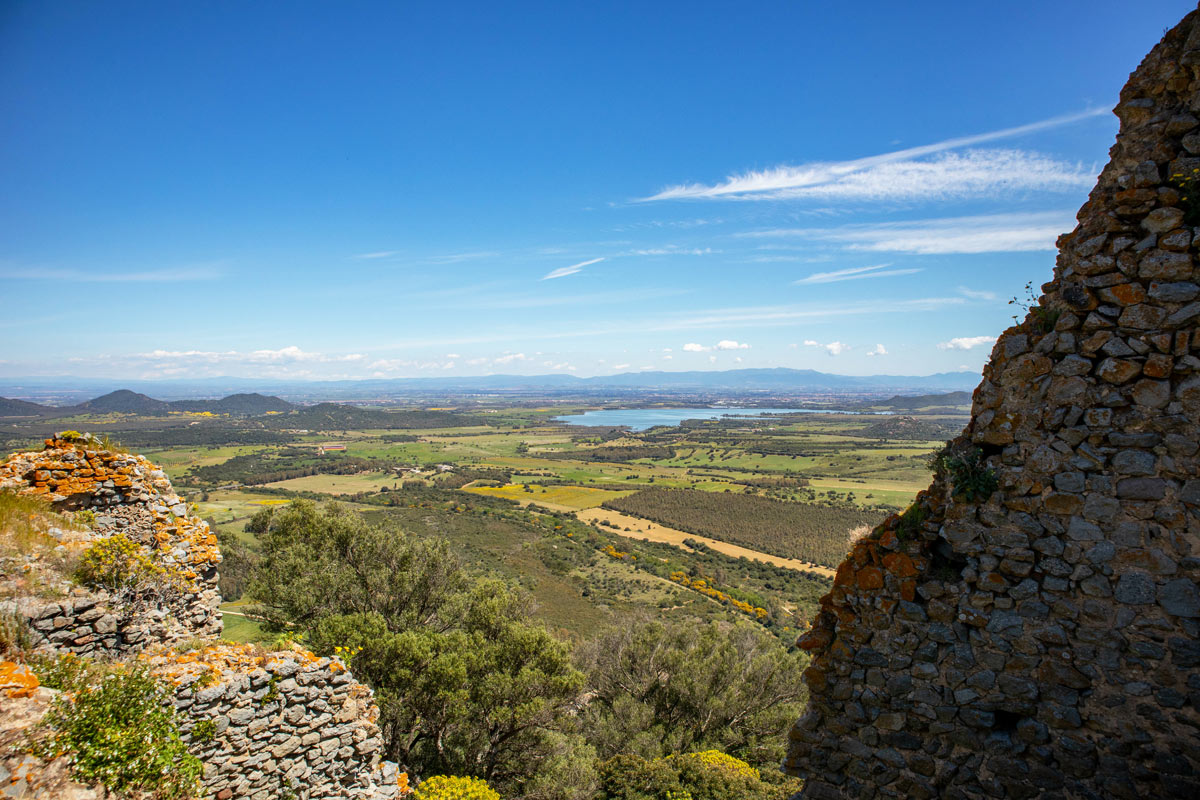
(958, 286, 998, 300)
(804, 340, 849, 356)
(1, 265, 224, 282)
(746, 211, 1074, 255)
(354, 250, 399, 259)
(938, 335, 997, 350)
(794, 263, 921, 284)
(682, 340, 750, 352)
(426, 251, 499, 265)
(641, 108, 1105, 201)
(138, 346, 365, 363)
(631, 246, 715, 256)
(493, 352, 529, 364)
(541, 257, 604, 280)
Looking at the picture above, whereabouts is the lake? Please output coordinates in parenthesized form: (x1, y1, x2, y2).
(552, 407, 881, 431)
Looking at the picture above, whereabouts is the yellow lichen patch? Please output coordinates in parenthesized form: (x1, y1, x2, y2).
(0, 660, 40, 698)
(139, 641, 349, 686)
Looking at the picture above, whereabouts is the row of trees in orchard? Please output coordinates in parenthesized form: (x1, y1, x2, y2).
(244, 501, 807, 800)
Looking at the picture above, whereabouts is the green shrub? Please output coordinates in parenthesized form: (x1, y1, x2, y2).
(895, 503, 927, 541)
(931, 443, 997, 503)
(597, 750, 798, 800)
(32, 658, 202, 799)
(412, 774, 500, 800)
(191, 718, 217, 742)
(72, 533, 192, 604)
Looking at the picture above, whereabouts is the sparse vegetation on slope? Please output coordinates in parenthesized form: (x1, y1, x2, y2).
(603, 488, 881, 567)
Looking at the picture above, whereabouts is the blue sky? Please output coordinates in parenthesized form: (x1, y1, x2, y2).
(2, 0, 1196, 381)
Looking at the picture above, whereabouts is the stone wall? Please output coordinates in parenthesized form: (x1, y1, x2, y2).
(785, 8, 1200, 800)
(144, 644, 401, 800)
(0, 437, 223, 655)
(1, 438, 407, 799)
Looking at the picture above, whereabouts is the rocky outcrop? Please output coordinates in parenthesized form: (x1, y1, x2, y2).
(785, 8, 1200, 800)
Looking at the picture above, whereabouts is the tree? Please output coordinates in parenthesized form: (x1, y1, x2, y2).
(576, 618, 808, 769)
(246, 500, 595, 799)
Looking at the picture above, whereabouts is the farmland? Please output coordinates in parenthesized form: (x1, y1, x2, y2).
(0, 392, 967, 642)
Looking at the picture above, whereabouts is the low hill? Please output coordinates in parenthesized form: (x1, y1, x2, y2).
(74, 389, 172, 415)
(0, 397, 55, 417)
(171, 392, 294, 415)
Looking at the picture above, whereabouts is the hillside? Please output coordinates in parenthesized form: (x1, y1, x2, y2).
(73, 389, 172, 415)
(170, 392, 294, 415)
(0, 397, 54, 418)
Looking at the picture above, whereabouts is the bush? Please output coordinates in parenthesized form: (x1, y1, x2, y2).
(597, 750, 798, 800)
(73, 533, 193, 607)
(412, 775, 501, 800)
(32, 657, 202, 799)
(930, 443, 998, 502)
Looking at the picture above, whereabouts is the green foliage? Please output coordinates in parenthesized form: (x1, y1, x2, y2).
(1008, 281, 1060, 333)
(54, 431, 128, 453)
(32, 657, 202, 799)
(191, 718, 217, 742)
(248, 500, 596, 799)
(931, 442, 998, 502)
(895, 503, 927, 542)
(597, 750, 799, 800)
(191, 447, 394, 487)
(577, 618, 807, 769)
(73, 532, 192, 600)
(603, 488, 880, 567)
(413, 775, 501, 800)
(214, 526, 258, 602)
(246, 500, 468, 632)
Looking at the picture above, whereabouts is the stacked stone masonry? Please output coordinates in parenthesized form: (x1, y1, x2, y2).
(785, 8, 1200, 800)
(145, 644, 400, 800)
(0, 439, 405, 799)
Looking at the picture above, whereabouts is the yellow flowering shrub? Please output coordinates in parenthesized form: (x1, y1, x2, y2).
(675, 750, 759, 781)
(412, 775, 500, 800)
(73, 533, 193, 605)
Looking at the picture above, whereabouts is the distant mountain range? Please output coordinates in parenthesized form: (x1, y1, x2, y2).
(0, 367, 982, 404)
(0, 390, 294, 418)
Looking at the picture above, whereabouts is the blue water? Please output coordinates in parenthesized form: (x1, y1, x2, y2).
(553, 407, 875, 431)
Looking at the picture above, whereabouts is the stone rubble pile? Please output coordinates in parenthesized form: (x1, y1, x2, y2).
(785, 9, 1200, 799)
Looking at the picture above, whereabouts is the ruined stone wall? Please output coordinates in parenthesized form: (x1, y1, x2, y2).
(145, 644, 402, 800)
(1, 439, 407, 798)
(0, 437, 222, 654)
(785, 9, 1200, 799)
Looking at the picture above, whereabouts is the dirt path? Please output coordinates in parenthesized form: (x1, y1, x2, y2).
(575, 508, 836, 578)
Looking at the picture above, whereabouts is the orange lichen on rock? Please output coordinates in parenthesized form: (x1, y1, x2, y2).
(0, 660, 40, 698)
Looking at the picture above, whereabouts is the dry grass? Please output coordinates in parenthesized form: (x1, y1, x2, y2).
(0, 490, 90, 599)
